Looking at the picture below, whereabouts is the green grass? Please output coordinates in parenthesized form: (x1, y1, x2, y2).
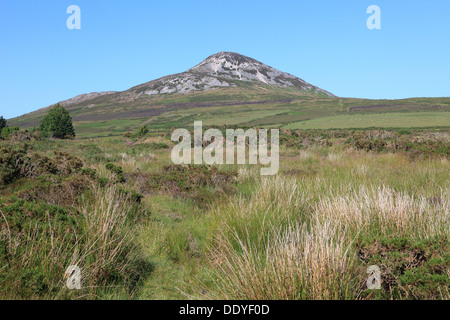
(147, 96, 450, 132)
(284, 112, 450, 129)
(75, 119, 145, 138)
(8, 85, 450, 137)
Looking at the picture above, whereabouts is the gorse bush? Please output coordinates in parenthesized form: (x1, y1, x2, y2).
(0, 197, 79, 298)
(1, 126, 19, 139)
(142, 165, 237, 205)
(357, 236, 449, 299)
(0, 147, 84, 185)
(105, 162, 126, 183)
(135, 124, 149, 138)
(79, 144, 107, 163)
(74, 186, 149, 295)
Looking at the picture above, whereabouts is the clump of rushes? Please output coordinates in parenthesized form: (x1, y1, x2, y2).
(204, 172, 449, 300)
(0, 185, 149, 299)
(209, 221, 361, 300)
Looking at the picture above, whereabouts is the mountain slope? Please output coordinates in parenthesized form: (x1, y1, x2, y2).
(9, 52, 334, 127)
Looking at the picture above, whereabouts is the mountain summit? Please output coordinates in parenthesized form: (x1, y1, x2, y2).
(10, 52, 335, 127)
(129, 52, 334, 97)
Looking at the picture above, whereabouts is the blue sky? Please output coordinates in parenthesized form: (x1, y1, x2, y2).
(1, 0, 449, 119)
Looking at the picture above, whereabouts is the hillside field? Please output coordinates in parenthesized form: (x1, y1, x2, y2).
(8, 86, 450, 137)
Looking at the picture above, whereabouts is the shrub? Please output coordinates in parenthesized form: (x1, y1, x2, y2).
(397, 129, 412, 135)
(145, 165, 236, 199)
(105, 163, 126, 183)
(0, 147, 28, 184)
(9, 131, 32, 142)
(1, 126, 19, 139)
(16, 174, 93, 207)
(357, 236, 449, 300)
(149, 142, 169, 149)
(134, 125, 149, 138)
(0, 148, 85, 186)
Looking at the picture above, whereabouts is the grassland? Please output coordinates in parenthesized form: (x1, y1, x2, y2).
(2, 86, 450, 300)
(0, 127, 448, 300)
(285, 112, 450, 129)
(8, 85, 450, 137)
(75, 119, 147, 138)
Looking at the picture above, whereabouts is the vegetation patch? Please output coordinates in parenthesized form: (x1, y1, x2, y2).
(357, 237, 449, 300)
(0, 147, 84, 185)
(131, 165, 237, 205)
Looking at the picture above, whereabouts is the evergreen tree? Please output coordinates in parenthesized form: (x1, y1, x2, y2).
(0, 116, 7, 139)
(0, 116, 6, 132)
(39, 104, 75, 139)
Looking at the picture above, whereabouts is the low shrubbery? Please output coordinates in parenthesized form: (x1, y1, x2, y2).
(105, 162, 126, 183)
(277, 129, 449, 157)
(129, 165, 237, 205)
(1, 126, 19, 139)
(346, 130, 450, 156)
(0, 147, 84, 185)
(357, 236, 449, 300)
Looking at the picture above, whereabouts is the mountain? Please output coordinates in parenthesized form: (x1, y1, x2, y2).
(126, 52, 335, 97)
(9, 52, 335, 128)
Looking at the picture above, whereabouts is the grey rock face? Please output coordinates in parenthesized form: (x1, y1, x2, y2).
(132, 52, 334, 97)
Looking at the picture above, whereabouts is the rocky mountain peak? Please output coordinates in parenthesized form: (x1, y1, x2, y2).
(135, 52, 334, 97)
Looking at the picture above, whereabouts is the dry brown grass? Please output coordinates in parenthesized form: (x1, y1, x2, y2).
(205, 165, 449, 300)
(209, 220, 361, 300)
(314, 185, 449, 239)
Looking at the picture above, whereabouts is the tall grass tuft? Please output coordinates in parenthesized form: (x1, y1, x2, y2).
(210, 220, 361, 300)
(205, 171, 449, 300)
(0, 185, 144, 299)
(314, 185, 449, 240)
(69, 185, 142, 297)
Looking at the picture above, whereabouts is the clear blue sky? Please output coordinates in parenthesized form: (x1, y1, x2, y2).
(1, 0, 449, 119)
